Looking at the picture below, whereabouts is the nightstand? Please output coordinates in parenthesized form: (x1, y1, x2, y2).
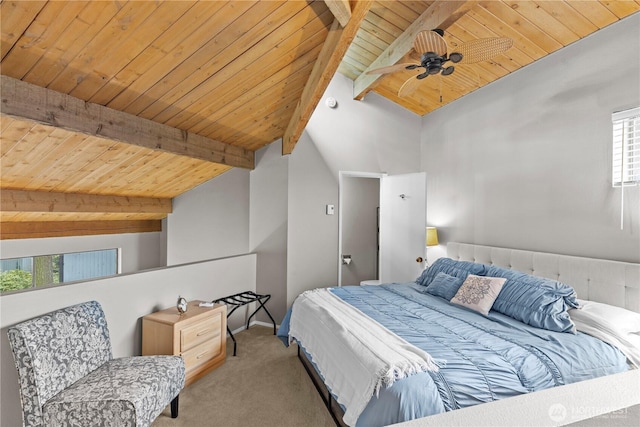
(142, 300, 227, 386)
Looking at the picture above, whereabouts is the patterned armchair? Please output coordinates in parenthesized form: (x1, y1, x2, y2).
(7, 301, 185, 427)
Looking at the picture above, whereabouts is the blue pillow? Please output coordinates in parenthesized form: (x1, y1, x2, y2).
(425, 272, 465, 301)
(416, 257, 488, 287)
(417, 258, 579, 333)
(485, 265, 579, 333)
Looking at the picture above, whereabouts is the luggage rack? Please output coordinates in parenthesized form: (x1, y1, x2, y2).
(213, 291, 276, 356)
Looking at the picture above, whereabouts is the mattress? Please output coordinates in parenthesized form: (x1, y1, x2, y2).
(280, 283, 628, 427)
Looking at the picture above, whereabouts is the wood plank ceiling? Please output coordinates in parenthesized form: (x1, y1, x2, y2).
(1, 1, 638, 239)
(343, 0, 640, 113)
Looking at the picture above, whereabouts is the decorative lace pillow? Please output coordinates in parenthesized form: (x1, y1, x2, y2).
(451, 275, 506, 315)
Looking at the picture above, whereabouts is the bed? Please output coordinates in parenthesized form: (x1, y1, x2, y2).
(278, 243, 640, 427)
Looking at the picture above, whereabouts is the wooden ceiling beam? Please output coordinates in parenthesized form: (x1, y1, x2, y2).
(0, 220, 162, 240)
(1, 189, 172, 215)
(324, 0, 351, 27)
(353, 0, 477, 100)
(0, 75, 254, 169)
(282, 0, 373, 155)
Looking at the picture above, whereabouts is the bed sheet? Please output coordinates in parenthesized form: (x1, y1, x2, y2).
(281, 283, 628, 427)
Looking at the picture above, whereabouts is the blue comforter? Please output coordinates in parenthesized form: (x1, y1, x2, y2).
(279, 283, 628, 427)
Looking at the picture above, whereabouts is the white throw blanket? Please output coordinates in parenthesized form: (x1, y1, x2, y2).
(289, 288, 438, 426)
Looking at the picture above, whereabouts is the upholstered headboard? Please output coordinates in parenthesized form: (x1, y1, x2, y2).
(447, 242, 640, 313)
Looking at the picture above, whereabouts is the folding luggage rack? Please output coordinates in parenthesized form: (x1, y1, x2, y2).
(213, 291, 276, 356)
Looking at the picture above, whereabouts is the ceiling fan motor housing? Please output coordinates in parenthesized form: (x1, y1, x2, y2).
(420, 52, 452, 76)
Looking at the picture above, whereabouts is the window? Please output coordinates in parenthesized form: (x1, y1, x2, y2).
(0, 249, 119, 294)
(612, 107, 640, 187)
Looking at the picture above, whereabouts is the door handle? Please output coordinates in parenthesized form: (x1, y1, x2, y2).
(416, 257, 423, 263)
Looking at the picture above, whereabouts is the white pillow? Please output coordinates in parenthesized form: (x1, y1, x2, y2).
(571, 299, 640, 334)
(569, 300, 640, 368)
(450, 275, 506, 316)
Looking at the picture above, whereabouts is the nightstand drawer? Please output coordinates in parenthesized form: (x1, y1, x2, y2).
(182, 339, 222, 371)
(142, 301, 226, 386)
(181, 314, 221, 351)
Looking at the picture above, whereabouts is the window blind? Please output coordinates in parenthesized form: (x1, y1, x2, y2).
(612, 107, 640, 187)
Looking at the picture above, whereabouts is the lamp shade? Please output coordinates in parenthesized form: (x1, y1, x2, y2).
(426, 227, 439, 246)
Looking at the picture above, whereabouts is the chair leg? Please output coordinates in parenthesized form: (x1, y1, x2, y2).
(171, 395, 179, 418)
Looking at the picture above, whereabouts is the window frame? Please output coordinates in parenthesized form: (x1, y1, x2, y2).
(612, 107, 640, 187)
(0, 248, 121, 294)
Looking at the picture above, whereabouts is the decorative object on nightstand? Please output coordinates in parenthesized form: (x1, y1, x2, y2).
(176, 296, 188, 314)
(142, 300, 226, 387)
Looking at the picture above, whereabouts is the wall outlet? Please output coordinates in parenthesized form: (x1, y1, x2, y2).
(326, 204, 335, 215)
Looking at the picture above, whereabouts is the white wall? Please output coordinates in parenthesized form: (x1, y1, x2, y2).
(422, 14, 640, 263)
(0, 253, 257, 427)
(167, 167, 250, 265)
(0, 231, 164, 273)
(287, 73, 422, 303)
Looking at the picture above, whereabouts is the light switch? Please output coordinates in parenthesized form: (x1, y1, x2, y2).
(326, 204, 335, 215)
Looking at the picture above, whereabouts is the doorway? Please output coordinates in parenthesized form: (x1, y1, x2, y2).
(338, 172, 382, 286)
(338, 171, 427, 287)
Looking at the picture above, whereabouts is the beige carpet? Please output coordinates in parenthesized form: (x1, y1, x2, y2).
(152, 326, 334, 427)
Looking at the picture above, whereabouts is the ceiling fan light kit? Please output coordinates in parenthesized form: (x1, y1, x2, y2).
(367, 29, 513, 98)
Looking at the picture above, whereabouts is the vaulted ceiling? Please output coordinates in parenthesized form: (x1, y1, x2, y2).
(1, 1, 638, 239)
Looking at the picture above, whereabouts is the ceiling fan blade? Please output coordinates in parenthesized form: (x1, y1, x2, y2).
(457, 37, 513, 64)
(398, 75, 423, 98)
(414, 30, 447, 56)
(366, 62, 420, 75)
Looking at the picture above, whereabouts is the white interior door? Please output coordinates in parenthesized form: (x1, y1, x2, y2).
(379, 172, 426, 283)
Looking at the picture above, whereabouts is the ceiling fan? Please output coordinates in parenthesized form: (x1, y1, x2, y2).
(367, 29, 513, 98)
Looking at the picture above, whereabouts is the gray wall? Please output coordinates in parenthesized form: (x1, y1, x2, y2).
(287, 73, 422, 303)
(250, 140, 289, 322)
(304, 73, 422, 177)
(168, 141, 289, 324)
(287, 131, 341, 306)
(422, 14, 640, 263)
(0, 232, 164, 274)
(167, 167, 250, 265)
